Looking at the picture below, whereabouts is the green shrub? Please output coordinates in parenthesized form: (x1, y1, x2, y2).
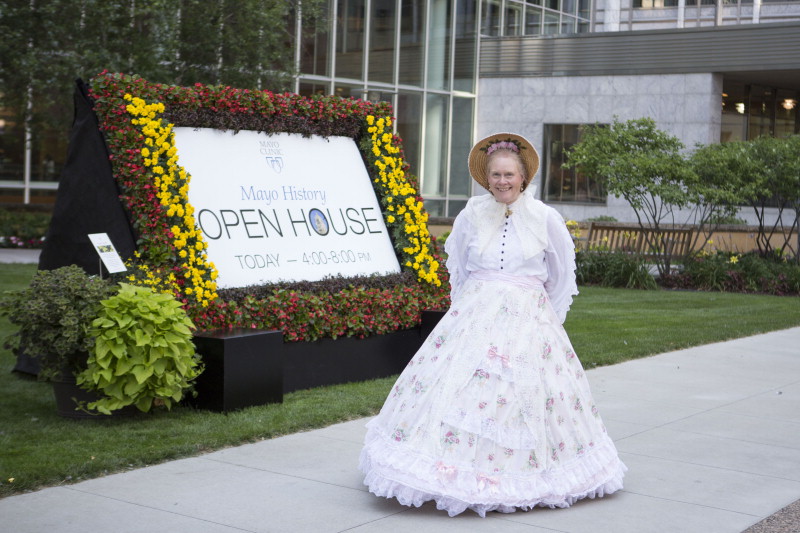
(707, 213, 747, 226)
(674, 252, 800, 296)
(0, 266, 117, 380)
(0, 208, 51, 248)
(585, 215, 618, 222)
(576, 251, 658, 290)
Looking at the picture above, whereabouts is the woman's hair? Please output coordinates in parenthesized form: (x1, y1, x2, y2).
(487, 148, 530, 190)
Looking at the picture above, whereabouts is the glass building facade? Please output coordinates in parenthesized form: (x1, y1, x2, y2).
(294, 0, 481, 217)
(481, 0, 592, 36)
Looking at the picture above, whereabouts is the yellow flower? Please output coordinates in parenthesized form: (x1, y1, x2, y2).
(387, 215, 395, 223)
(729, 255, 739, 264)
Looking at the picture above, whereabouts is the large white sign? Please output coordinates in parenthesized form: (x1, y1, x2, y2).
(172, 129, 401, 288)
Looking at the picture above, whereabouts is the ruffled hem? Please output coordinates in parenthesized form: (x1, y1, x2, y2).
(360, 425, 627, 518)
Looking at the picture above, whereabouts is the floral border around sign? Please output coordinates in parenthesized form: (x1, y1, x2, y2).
(88, 72, 449, 342)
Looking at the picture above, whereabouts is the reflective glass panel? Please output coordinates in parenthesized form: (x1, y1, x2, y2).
(300, 6, 330, 76)
(424, 199, 445, 217)
(747, 85, 773, 139)
(481, 0, 502, 36)
(505, 2, 523, 35)
(447, 198, 468, 217)
(369, 0, 397, 83)
(396, 91, 424, 176)
(775, 89, 798, 138)
(427, 0, 452, 91)
(543, 12, 559, 34)
(543, 124, 606, 204)
(453, 0, 478, 92)
(721, 82, 747, 142)
(333, 84, 365, 99)
(448, 97, 474, 197)
(422, 93, 449, 197)
(299, 82, 331, 97)
(335, 0, 365, 79)
(525, 8, 542, 34)
(399, 0, 426, 87)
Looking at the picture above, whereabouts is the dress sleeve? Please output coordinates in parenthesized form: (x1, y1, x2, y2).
(444, 212, 472, 302)
(543, 208, 579, 324)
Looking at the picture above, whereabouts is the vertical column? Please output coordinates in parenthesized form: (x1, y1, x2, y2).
(605, 0, 621, 32)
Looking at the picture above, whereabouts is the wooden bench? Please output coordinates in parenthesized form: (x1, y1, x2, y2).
(585, 222, 694, 262)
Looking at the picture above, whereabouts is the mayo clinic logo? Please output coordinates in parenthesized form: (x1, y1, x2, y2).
(259, 140, 284, 174)
(266, 156, 284, 173)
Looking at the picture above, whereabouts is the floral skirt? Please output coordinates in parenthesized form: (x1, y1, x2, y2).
(359, 273, 627, 517)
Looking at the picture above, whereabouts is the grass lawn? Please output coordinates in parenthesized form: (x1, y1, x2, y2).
(1, 262, 798, 498)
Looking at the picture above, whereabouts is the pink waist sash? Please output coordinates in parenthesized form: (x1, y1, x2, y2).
(468, 270, 544, 290)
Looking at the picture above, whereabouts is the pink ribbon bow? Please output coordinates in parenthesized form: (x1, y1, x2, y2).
(476, 473, 500, 493)
(435, 462, 458, 482)
(487, 346, 510, 368)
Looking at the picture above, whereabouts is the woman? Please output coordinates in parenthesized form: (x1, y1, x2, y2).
(360, 133, 627, 517)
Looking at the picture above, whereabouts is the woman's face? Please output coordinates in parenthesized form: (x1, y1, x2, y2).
(487, 152, 525, 205)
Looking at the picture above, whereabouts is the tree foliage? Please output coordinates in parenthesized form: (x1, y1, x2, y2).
(690, 136, 800, 260)
(0, 0, 326, 138)
(565, 117, 695, 275)
(566, 116, 800, 268)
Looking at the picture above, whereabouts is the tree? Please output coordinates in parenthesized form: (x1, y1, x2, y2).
(783, 135, 800, 262)
(0, 0, 326, 152)
(747, 135, 800, 259)
(686, 140, 757, 255)
(565, 117, 695, 276)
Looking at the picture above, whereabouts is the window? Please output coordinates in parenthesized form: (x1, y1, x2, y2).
(369, 0, 397, 83)
(633, 0, 679, 7)
(543, 124, 607, 204)
(399, 0, 426, 87)
(481, 0, 502, 36)
(505, 1, 523, 35)
(335, 0, 365, 79)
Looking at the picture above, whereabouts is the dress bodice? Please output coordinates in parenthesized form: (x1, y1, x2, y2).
(444, 193, 578, 323)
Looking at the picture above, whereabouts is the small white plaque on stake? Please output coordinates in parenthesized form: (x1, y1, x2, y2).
(88, 233, 127, 274)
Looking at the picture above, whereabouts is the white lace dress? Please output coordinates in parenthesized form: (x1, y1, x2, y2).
(359, 192, 627, 517)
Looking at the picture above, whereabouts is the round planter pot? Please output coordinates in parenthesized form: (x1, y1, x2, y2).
(51, 377, 138, 419)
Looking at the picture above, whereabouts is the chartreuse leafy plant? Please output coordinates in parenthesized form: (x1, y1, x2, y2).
(76, 284, 203, 415)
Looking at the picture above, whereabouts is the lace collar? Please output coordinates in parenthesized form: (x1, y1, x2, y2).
(464, 190, 548, 259)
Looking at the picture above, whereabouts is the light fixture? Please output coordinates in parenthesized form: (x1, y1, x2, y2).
(735, 103, 745, 114)
(781, 99, 797, 110)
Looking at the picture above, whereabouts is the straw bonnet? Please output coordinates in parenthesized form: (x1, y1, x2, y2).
(468, 133, 540, 191)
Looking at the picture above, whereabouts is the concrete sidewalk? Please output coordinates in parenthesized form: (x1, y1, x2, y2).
(3, 328, 799, 532)
(0, 248, 40, 264)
